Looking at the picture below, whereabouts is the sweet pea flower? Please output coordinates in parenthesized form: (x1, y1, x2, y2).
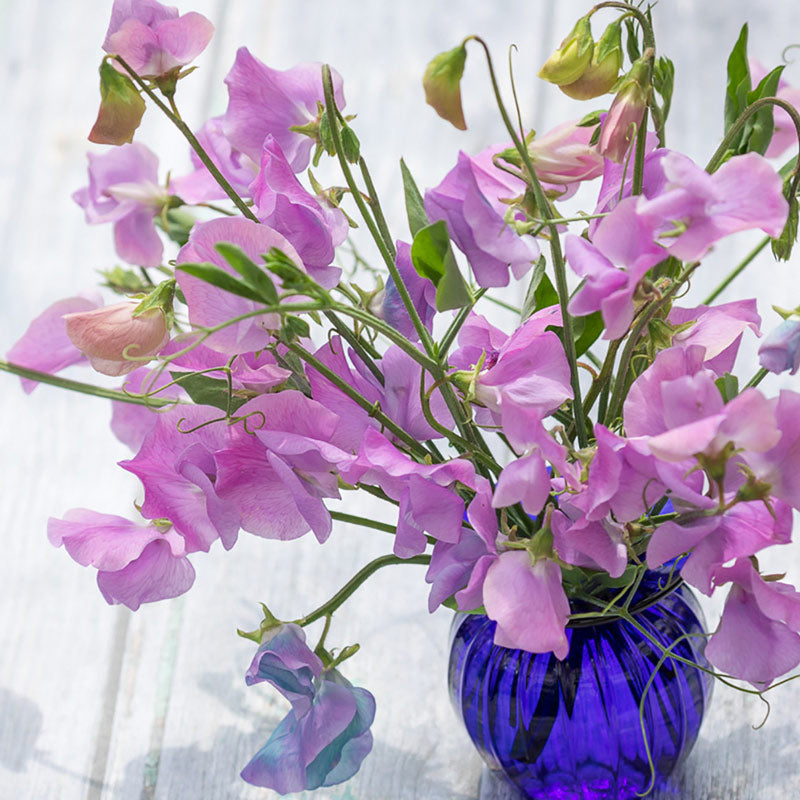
(176, 217, 302, 353)
(73, 143, 166, 267)
(103, 0, 214, 78)
(250, 136, 347, 287)
(120, 405, 241, 552)
(169, 116, 257, 204)
(646, 498, 792, 595)
(425, 477, 499, 612)
(425, 147, 539, 288)
(706, 558, 800, 687)
(340, 428, 476, 558)
(528, 120, 604, 196)
(64, 300, 169, 376)
(759, 318, 800, 375)
(598, 58, 649, 163)
(751, 59, 800, 158)
(483, 550, 570, 659)
(6, 294, 101, 392)
(214, 391, 354, 544)
(223, 47, 346, 171)
(242, 625, 375, 792)
(381, 241, 437, 342)
(566, 197, 665, 340)
(48, 509, 195, 610)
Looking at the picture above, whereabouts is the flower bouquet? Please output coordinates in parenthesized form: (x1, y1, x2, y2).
(6, 0, 800, 797)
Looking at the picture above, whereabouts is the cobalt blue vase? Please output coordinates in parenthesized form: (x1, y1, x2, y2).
(448, 575, 713, 799)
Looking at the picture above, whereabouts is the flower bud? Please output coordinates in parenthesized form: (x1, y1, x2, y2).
(758, 318, 800, 375)
(560, 20, 623, 100)
(423, 44, 468, 130)
(63, 301, 169, 376)
(538, 17, 594, 87)
(598, 56, 651, 163)
(89, 59, 145, 145)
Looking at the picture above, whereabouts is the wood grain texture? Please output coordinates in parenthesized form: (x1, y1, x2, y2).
(2, 1, 800, 798)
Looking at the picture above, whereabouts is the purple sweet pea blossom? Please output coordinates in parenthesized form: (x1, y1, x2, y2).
(215, 391, 354, 544)
(169, 116, 257, 204)
(223, 47, 346, 171)
(646, 498, 792, 595)
(48, 509, 195, 610)
(176, 217, 302, 353)
(425, 147, 539, 288)
(341, 428, 475, 558)
(73, 143, 166, 267)
(120, 405, 240, 552)
(250, 136, 347, 287)
(425, 477, 499, 612)
(6, 293, 101, 392)
(566, 197, 665, 340)
(381, 241, 437, 342)
(483, 551, 570, 659)
(241, 624, 375, 792)
(670, 299, 761, 376)
(706, 558, 800, 687)
(759, 318, 800, 375)
(103, 0, 214, 78)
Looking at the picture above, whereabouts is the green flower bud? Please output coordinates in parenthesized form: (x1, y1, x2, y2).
(538, 16, 594, 87)
(560, 20, 623, 100)
(423, 44, 468, 130)
(89, 59, 146, 145)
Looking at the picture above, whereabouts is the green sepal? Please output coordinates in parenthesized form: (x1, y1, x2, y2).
(400, 158, 430, 237)
(773, 191, 799, 261)
(170, 371, 248, 413)
(215, 242, 279, 305)
(423, 44, 468, 130)
(715, 372, 740, 403)
(442, 596, 486, 615)
(340, 124, 361, 163)
(725, 24, 751, 134)
(281, 315, 312, 342)
(410, 220, 470, 311)
(156, 207, 195, 246)
(133, 279, 176, 317)
(89, 59, 146, 145)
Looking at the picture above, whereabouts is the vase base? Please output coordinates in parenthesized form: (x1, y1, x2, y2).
(479, 766, 681, 800)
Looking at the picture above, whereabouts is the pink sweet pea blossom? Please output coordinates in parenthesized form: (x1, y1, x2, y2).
(73, 143, 166, 267)
(169, 116, 257, 204)
(483, 551, 570, 659)
(120, 405, 241, 552)
(380, 241, 437, 342)
(223, 47, 346, 171)
(6, 294, 101, 392)
(425, 147, 539, 288)
(706, 558, 800, 687)
(103, 0, 214, 78)
(176, 217, 302, 353)
(48, 509, 194, 610)
(64, 300, 169, 376)
(528, 120, 604, 196)
(250, 136, 347, 287)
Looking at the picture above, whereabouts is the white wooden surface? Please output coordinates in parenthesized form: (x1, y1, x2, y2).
(3, 1, 800, 798)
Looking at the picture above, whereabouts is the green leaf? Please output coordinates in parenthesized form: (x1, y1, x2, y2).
(534, 272, 559, 312)
(89, 59, 146, 145)
(715, 372, 740, 403)
(263, 248, 318, 293)
(410, 220, 470, 311)
(772, 192, 799, 261)
(177, 262, 266, 303)
(400, 159, 430, 237)
(574, 311, 604, 357)
(652, 56, 675, 127)
(282, 315, 311, 341)
(520, 255, 547, 320)
(215, 242, 279, 305)
(746, 65, 785, 155)
(725, 24, 751, 134)
(170, 372, 247, 413)
(624, 18, 641, 64)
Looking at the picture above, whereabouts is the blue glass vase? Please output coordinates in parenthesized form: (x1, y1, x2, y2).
(448, 575, 713, 799)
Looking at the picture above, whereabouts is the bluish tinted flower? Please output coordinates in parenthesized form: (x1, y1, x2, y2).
(759, 318, 800, 375)
(241, 624, 376, 794)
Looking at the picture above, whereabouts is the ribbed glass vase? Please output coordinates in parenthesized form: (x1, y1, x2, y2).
(448, 575, 713, 799)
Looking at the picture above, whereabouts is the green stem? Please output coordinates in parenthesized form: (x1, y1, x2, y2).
(582, 337, 622, 420)
(358, 157, 397, 259)
(113, 56, 259, 223)
(322, 310, 385, 386)
(467, 36, 589, 448)
(702, 236, 769, 304)
(321, 65, 433, 355)
(0, 360, 174, 407)
(329, 511, 397, 535)
(746, 367, 769, 388)
(297, 554, 430, 626)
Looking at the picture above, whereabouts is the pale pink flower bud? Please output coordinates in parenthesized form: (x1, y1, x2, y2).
(63, 301, 169, 376)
